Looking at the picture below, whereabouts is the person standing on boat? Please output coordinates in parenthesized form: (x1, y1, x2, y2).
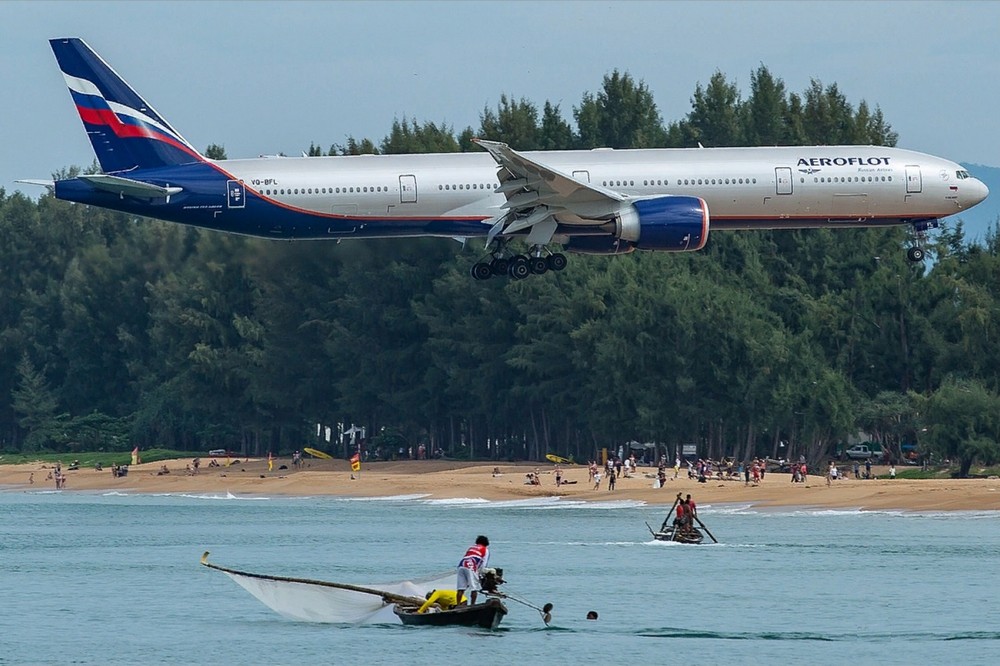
(673, 494, 686, 528)
(685, 494, 697, 528)
(457, 535, 490, 606)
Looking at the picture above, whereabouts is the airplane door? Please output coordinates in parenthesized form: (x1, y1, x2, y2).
(775, 167, 793, 195)
(905, 166, 922, 193)
(399, 175, 417, 203)
(227, 180, 245, 208)
(572, 170, 591, 183)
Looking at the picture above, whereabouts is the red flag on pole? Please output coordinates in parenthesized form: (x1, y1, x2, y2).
(350, 452, 361, 472)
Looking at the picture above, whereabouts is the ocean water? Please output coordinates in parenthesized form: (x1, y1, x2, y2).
(1, 490, 998, 665)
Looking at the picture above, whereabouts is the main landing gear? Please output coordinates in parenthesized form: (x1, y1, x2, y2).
(906, 220, 938, 263)
(470, 245, 568, 281)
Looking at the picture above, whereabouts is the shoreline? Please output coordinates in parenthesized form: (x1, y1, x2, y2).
(2, 458, 999, 512)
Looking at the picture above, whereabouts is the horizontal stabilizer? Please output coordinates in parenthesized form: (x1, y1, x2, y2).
(78, 174, 183, 198)
(16, 179, 56, 189)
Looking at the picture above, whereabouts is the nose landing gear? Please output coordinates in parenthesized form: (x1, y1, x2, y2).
(906, 220, 939, 263)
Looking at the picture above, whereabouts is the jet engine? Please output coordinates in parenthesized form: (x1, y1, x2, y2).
(617, 195, 709, 251)
(562, 236, 636, 255)
(563, 195, 709, 255)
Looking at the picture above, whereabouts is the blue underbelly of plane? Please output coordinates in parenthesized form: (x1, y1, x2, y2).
(54, 174, 493, 240)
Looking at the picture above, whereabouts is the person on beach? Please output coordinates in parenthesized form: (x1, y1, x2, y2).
(554, 465, 562, 487)
(607, 469, 616, 491)
(457, 535, 490, 606)
(593, 469, 602, 490)
(889, 464, 896, 479)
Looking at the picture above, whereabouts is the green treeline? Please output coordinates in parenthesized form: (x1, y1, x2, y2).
(2, 67, 998, 475)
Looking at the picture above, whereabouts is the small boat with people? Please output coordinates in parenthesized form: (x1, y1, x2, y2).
(646, 493, 718, 544)
(648, 523, 705, 544)
(200, 552, 550, 630)
(393, 597, 508, 629)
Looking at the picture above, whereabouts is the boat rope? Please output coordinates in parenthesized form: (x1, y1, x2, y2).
(500, 590, 553, 624)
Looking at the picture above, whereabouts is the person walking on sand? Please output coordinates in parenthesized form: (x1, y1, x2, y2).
(554, 465, 563, 487)
(456, 535, 490, 606)
(593, 469, 602, 490)
(607, 469, 616, 491)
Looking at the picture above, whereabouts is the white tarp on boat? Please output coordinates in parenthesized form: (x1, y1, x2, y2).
(222, 569, 455, 624)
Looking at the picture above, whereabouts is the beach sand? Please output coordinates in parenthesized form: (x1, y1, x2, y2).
(3, 457, 999, 511)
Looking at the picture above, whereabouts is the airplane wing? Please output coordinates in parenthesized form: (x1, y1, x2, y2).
(78, 174, 183, 199)
(474, 139, 625, 245)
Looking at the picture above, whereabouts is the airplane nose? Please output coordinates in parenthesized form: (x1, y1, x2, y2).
(976, 178, 990, 204)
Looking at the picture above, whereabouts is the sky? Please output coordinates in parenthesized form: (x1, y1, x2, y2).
(3, 0, 999, 197)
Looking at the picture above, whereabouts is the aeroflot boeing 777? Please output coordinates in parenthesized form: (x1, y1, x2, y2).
(25, 38, 989, 280)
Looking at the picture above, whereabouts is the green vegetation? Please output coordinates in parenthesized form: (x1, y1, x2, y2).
(0, 449, 193, 467)
(2, 66, 998, 473)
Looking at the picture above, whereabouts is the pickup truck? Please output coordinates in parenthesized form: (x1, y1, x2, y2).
(843, 444, 881, 460)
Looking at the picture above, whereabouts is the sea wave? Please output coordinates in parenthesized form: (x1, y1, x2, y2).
(336, 493, 431, 502)
(418, 496, 647, 510)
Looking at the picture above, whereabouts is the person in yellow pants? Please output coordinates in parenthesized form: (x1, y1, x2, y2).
(417, 589, 463, 614)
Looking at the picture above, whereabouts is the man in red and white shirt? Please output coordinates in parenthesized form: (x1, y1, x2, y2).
(456, 535, 490, 606)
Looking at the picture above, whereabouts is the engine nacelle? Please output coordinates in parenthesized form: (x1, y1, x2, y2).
(563, 236, 636, 255)
(617, 195, 709, 251)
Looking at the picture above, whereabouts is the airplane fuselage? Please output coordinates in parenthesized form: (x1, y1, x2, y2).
(40, 36, 990, 275)
(54, 145, 986, 240)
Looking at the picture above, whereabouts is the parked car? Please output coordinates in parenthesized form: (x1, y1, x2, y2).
(843, 444, 881, 460)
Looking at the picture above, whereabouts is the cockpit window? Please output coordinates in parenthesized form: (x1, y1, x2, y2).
(956, 170, 971, 180)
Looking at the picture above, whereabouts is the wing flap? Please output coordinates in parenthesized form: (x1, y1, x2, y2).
(474, 139, 624, 244)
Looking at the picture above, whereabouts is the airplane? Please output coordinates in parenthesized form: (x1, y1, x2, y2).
(24, 38, 989, 280)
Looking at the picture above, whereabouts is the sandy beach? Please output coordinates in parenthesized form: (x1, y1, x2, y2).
(2, 457, 999, 511)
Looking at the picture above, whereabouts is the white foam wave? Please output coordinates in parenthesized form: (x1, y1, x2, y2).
(418, 496, 646, 510)
(420, 497, 490, 506)
(337, 493, 431, 502)
(176, 491, 270, 501)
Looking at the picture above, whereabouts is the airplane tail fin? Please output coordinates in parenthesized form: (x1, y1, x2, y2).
(49, 38, 204, 174)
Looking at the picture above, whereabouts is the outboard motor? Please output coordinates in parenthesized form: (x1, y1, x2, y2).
(480, 567, 505, 593)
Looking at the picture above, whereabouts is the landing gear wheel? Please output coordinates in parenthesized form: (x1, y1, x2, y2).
(907, 246, 926, 262)
(508, 256, 531, 280)
(490, 258, 510, 276)
(471, 262, 493, 280)
(547, 253, 568, 271)
(529, 257, 549, 274)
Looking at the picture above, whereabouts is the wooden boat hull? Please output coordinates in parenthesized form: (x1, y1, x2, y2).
(652, 526, 704, 544)
(393, 598, 508, 630)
